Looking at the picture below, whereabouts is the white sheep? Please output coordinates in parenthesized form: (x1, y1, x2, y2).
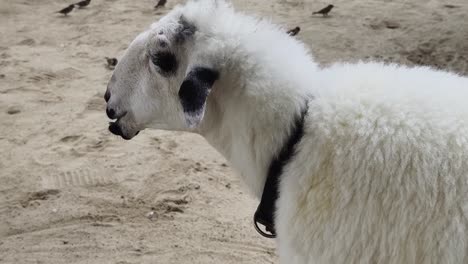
(104, 0, 468, 263)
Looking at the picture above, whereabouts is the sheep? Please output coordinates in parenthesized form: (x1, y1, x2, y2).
(104, 0, 468, 263)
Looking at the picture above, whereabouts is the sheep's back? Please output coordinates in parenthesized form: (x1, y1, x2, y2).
(277, 63, 468, 263)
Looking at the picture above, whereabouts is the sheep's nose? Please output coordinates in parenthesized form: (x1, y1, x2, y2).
(106, 106, 127, 120)
(106, 107, 116, 119)
(104, 90, 111, 102)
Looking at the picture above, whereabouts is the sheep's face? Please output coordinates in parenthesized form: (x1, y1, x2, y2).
(105, 14, 219, 140)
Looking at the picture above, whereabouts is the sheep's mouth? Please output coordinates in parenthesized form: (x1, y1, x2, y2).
(108, 120, 140, 140)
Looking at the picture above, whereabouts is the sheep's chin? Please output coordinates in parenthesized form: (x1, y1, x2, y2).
(108, 121, 140, 140)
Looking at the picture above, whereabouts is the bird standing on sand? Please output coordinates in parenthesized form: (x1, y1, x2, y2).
(57, 4, 75, 16)
(286, 26, 301, 36)
(312, 4, 334, 17)
(75, 0, 91, 8)
(154, 0, 167, 9)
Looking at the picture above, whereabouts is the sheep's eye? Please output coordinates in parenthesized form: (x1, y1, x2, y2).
(150, 51, 178, 75)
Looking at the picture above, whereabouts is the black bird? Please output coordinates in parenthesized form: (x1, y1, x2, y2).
(154, 0, 167, 9)
(105, 57, 118, 69)
(57, 4, 75, 16)
(286, 26, 300, 36)
(75, 0, 91, 8)
(312, 4, 334, 17)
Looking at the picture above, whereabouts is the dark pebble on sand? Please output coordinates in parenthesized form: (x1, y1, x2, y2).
(384, 20, 400, 29)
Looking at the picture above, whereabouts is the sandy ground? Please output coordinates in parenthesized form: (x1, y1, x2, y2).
(0, 0, 467, 263)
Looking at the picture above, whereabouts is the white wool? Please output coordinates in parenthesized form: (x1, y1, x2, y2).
(277, 62, 468, 263)
(107, 1, 468, 263)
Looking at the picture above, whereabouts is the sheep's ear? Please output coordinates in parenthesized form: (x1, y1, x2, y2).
(179, 67, 219, 128)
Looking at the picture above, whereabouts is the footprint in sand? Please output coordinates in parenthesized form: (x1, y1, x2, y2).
(150, 195, 192, 217)
(368, 19, 401, 30)
(150, 137, 180, 156)
(56, 67, 82, 79)
(27, 67, 81, 84)
(20, 189, 61, 208)
(403, 38, 467, 74)
(41, 167, 121, 189)
(59, 135, 82, 143)
(28, 72, 57, 83)
(16, 38, 36, 46)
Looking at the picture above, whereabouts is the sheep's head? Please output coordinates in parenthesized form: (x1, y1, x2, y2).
(105, 6, 222, 140)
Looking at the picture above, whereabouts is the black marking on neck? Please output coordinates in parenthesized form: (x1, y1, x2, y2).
(179, 67, 219, 113)
(254, 103, 309, 238)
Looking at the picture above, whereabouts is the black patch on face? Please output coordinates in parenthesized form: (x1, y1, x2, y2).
(151, 51, 178, 75)
(175, 16, 196, 44)
(179, 67, 219, 113)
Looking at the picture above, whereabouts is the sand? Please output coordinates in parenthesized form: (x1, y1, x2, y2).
(0, 0, 467, 263)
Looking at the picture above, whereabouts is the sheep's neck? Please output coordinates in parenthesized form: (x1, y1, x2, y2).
(198, 81, 307, 199)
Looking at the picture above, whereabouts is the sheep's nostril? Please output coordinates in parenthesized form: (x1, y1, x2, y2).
(104, 90, 111, 102)
(106, 107, 116, 119)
